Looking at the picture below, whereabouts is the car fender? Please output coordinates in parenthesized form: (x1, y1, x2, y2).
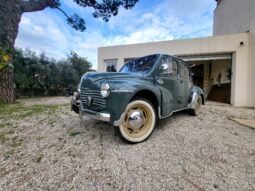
(187, 86, 204, 109)
(105, 79, 161, 124)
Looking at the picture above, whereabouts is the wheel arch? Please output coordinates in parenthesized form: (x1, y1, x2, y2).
(130, 89, 160, 115)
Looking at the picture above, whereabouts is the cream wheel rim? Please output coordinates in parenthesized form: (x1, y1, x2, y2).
(120, 100, 155, 142)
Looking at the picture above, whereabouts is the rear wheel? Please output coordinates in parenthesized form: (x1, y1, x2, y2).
(189, 95, 202, 116)
(115, 98, 156, 144)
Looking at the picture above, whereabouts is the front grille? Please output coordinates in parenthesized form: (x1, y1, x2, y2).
(80, 88, 106, 110)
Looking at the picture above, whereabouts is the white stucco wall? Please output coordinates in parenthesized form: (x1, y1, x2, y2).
(98, 33, 251, 107)
(214, 0, 255, 107)
(213, 0, 255, 36)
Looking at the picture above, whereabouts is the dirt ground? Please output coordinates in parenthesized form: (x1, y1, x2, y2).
(0, 97, 255, 191)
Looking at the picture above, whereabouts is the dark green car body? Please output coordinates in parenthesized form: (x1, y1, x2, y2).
(71, 54, 204, 126)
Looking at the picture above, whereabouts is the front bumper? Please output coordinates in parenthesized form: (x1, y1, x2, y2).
(82, 109, 110, 122)
(71, 97, 80, 114)
(71, 97, 111, 122)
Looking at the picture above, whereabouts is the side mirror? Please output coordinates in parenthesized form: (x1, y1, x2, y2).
(159, 63, 168, 73)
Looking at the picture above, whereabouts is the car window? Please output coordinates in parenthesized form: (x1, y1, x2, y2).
(160, 56, 178, 76)
(179, 60, 190, 80)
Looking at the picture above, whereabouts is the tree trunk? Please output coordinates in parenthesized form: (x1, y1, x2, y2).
(0, 1, 50, 103)
(0, 68, 14, 103)
(28, 84, 34, 98)
(0, 0, 22, 103)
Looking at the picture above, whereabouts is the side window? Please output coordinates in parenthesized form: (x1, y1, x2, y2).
(179, 61, 190, 80)
(160, 56, 178, 76)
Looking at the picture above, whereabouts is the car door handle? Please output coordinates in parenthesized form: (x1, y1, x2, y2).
(157, 79, 163, 85)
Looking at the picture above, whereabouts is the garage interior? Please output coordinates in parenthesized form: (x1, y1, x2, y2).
(181, 54, 232, 104)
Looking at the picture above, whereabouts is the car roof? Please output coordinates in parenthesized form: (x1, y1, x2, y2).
(159, 53, 184, 61)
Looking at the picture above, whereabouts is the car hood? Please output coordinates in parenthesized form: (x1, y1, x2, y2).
(80, 72, 144, 89)
(82, 72, 144, 81)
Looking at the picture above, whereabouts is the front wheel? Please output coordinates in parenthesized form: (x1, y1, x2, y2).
(115, 98, 156, 144)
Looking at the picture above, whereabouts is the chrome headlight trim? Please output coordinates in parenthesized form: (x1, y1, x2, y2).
(100, 82, 110, 98)
(77, 83, 81, 93)
(73, 91, 80, 100)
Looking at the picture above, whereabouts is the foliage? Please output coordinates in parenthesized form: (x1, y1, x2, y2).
(69, 51, 92, 77)
(0, 0, 138, 103)
(0, 47, 13, 71)
(54, 0, 139, 31)
(12, 49, 93, 97)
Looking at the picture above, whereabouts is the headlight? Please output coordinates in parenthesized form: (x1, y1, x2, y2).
(101, 83, 110, 98)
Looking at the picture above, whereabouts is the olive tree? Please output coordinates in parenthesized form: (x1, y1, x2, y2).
(0, 0, 138, 103)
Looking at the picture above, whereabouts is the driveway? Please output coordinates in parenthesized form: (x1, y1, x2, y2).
(0, 97, 255, 191)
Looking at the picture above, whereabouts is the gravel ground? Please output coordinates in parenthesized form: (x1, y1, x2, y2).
(0, 97, 255, 191)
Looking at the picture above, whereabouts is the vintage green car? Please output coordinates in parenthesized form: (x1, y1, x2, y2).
(71, 54, 204, 143)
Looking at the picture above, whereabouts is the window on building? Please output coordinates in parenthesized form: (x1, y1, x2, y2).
(104, 59, 117, 72)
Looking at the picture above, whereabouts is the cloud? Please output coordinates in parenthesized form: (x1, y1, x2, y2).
(15, 0, 216, 69)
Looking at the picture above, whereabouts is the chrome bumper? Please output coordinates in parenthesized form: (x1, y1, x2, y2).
(71, 93, 111, 123)
(70, 97, 80, 114)
(82, 109, 111, 122)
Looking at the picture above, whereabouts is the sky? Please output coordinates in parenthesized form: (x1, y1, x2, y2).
(15, 0, 217, 69)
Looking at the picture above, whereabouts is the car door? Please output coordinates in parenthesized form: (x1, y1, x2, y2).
(155, 56, 179, 116)
(176, 59, 193, 108)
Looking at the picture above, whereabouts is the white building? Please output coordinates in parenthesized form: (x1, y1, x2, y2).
(98, 0, 255, 107)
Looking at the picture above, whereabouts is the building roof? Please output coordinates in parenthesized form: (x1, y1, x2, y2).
(215, 0, 223, 5)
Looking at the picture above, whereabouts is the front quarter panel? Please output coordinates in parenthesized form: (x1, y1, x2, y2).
(103, 78, 161, 124)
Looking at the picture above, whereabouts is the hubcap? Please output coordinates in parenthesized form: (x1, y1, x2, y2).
(122, 103, 153, 138)
(128, 111, 143, 129)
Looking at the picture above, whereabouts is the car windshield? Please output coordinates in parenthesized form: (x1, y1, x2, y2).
(120, 55, 158, 73)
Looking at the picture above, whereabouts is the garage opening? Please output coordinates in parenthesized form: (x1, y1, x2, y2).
(180, 54, 232, 104)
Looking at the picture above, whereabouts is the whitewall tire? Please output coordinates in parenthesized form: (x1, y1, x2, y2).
(115, 98, 156, 144)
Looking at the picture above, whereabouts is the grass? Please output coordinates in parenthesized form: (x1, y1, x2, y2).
(67, 130, 80, 137)
(3, 149, 15, 159)
(0, 102, 68, 119)
(10, 136, 23, 148)
(0, 99, 69, 146)
(0, 122, 13, 129)
(0, 129, 15, 143)
(36, 136, 46, 141)
(0, 128, 23, 147)
(35, 154, 44, 163)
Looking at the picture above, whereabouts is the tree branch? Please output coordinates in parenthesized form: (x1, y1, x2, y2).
(56, 7, 69, 18)
(20, 0, 54, 13)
